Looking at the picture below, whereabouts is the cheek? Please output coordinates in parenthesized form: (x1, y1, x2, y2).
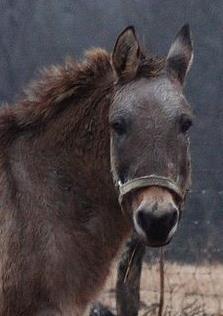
(110, 135, 130, 183)
(111, 136, 133, 180)
(178, 142, 191, 187)
(181, 155, 191, 187)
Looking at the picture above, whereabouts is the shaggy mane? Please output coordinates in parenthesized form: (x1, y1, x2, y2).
(0, 48, 165, 145)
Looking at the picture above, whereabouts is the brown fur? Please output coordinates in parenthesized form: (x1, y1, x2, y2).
(0, 45, 165, 316)
(132, 187, 175, 210)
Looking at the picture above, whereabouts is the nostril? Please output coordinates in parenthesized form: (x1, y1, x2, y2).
(137, 210, 150, 232)
(164, 208, 178, 229)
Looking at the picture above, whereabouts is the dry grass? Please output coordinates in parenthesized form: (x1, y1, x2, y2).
(98, 261, 223, 316)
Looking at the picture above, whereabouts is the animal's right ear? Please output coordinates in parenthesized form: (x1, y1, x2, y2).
(112, 26, 141, 80)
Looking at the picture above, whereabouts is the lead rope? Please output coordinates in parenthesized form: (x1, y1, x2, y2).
(123, 241, 139, 284)
(158, 247, 165, 316)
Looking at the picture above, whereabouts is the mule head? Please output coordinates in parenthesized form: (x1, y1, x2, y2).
(110, 25, 193, 247)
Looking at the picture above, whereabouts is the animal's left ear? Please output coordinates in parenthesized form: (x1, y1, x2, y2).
(112, 26, 141, 80)
(166, 24, 193, 85)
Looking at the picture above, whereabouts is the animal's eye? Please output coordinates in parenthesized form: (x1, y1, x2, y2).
(111, 120, 126, 135)
(179, 115, 193, 134)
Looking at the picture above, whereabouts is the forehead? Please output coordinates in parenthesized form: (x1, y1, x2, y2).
(112, 76, 192, 119)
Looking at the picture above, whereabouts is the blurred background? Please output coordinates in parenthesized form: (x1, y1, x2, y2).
(0, 1, 222, 314)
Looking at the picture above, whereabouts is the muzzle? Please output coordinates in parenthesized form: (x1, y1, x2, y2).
(118, 174, 184, 206)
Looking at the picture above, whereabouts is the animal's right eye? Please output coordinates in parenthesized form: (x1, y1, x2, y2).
(110, 120, 126, 136)
(179, 115, 193, 134)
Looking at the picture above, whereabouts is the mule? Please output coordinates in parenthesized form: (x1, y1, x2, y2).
(0, 25, 193, 315)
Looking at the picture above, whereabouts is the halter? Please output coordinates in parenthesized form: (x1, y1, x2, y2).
(118, 175, 184, 205)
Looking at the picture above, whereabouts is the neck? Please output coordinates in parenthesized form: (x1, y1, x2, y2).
(1, 49, 131, 312)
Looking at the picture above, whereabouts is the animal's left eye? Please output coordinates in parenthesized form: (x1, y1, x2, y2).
(179, 115, 193, 134)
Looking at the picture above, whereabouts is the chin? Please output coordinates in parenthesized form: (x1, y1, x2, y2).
(139, 235, 174, 248)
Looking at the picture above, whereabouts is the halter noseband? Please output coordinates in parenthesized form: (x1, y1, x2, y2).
(118, 175, 184, 205)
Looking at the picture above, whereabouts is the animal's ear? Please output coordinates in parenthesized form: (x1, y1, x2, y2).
(112, 26, 141, 80)
(166, 24, 193, 85)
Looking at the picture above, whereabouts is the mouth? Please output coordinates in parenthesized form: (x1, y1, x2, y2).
(145, 234, 174, 247)
(134, 229, 175, 247)
(135, 230, 176, 248)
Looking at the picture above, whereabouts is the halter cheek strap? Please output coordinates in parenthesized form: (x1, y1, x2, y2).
(118, 175, 184, 205)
